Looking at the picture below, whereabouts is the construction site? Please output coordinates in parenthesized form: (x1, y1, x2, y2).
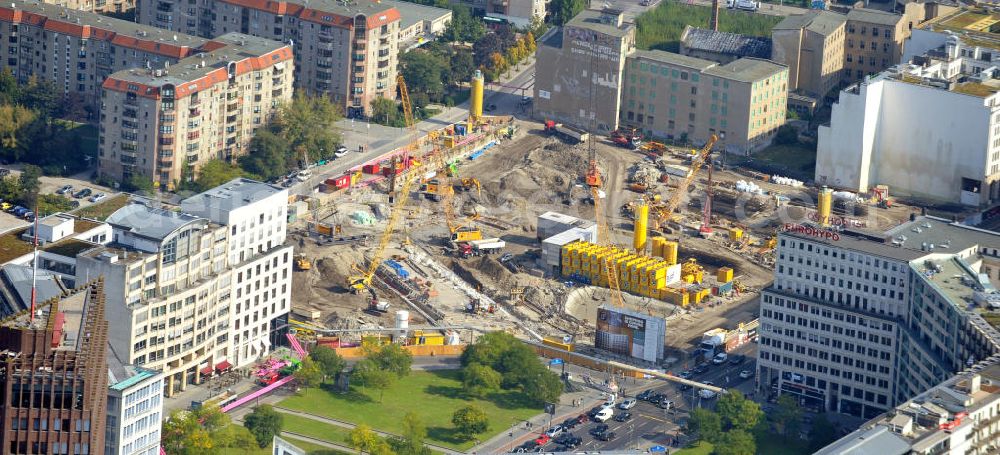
(284, 72, 921, 365)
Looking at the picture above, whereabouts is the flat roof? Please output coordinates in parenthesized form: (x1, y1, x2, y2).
(681, 26, 773, 60)
(106, 203, 203, 241)
(107, 343, 160, 391)
(181, 178, 284, 213)
(705, 57, 787, 82)
(774, 10, 846, 34)
(381, 0, 450, 30)
(846, 8, 905, 26)
(884, 216, 1000, 253)
(814, 425, 911, 455)
(631, 49, 716, 71)
(566, 9, 634, 38)
(108, 32, 287, 86)
(0, 264, 64, 319)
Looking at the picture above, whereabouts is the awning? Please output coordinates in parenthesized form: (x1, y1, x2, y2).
(215, 360, 232, 371)
(199, 366, 213, 375)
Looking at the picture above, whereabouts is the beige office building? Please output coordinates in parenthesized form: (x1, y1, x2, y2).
(843, 8, 911, 83)
(99, 33, 293, 188)
(621, 51, 788, 153)
(534, 9, 636, 133)
(771, 10, 846, 99)
(137, 0, 400, 116)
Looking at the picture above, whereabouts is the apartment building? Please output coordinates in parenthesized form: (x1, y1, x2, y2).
(620, 51, 787, 153)
(105, 356, 162, 455)
(0, 282, 109, 455)
(180, 178, 292, 365)
(816, 36, 1000, 206)
(843, 8, 911, 83)
(448, 0, 544, 28)
(99, 32, 293, 189)
(137, 0, 401, 116)
(817, 359, 1000, 454)
(757, 216, 1000, 419)
(44, 0, 134, 15)
(771, 10, 846, 99)
(534, 9, 636, 134)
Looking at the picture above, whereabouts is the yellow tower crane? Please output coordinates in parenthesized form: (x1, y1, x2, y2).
(346, 76, 420, 297)
(652, 134, 718, 230)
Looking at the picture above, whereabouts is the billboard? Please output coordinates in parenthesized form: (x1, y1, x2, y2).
(595, 306, 667, 362)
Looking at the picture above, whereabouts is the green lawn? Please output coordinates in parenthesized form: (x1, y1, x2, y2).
(280, 413, 354, 446)
(282, 437, 353, 455)
(731, 142, 817, 181)
(72, 194, 129, 220)
(636, 2, 781, 52)
(675, 441, 713, 455)
(278, 370, 542, 450)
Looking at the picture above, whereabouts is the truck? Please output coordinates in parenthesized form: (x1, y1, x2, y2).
(457, 238, 506, 257)
(727, 0, 760, 11)
(544, 120, 590, 144)
(610, 128, 643, 149)
(663, 164, 691, 179)
(698, 322, 759, 359)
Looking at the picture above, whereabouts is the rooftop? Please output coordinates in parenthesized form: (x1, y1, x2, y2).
(705, 57, 787, 83)
(2, 283, 88, 347)
(180, 178, 284, 213)
(631, 49, 717, 71)
(381, 0, 450, 30)
(814, 425, 910, 455)
(681, 26, 773, 59)
(883, 216, 1000, 254)
(846, 8, 905, 26)
(107, 343, 160, 391)
(0, 264, 66, 319)
(952, 80, 1000, 97)
(566, 9, 634, 38)
(107, 32, 288, 87)
(217, 0, 397, 22)
(2, 1, 208, 54)
(105, 203, 203, 241)
(773, 10, 846, 35)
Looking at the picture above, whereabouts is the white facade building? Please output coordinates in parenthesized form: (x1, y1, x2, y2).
(181, 178, 293, 368)
(105, 356, 163, 455)
(758, 217, 1000, 419)
(815, 36, 1000, 206)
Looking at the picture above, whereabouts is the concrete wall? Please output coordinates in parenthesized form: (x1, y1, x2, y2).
(772, 29, 805, 92)
(816, 80, 883, 192)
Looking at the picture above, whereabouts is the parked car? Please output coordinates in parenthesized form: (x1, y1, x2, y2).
(678, 370, 693, 379)
(619, 398, 637, 410)
(561, 418, 579, 430)
(593, 408, 614, 422)
(22, 211, 34, 220)
(545, 426, 564, 438)
(739, 369, 754, 379)
(649, 393, 664, 403)
(730, 355, 746, 365)
(692, 365, 708, 374)
(556, 434, 582, 449)
(589, 424, 609, 436)
(614, 411, 632, 422)
(658, 399, 674, 410)
(699, 381, 718, 399)
(73, 188, 92, 199)
(596, 431, 617, 441)
(0, 202, 10, 211)
(56, 185, 73, 195)
(12, 206, 27, 216)
(680, 383, 693, 391)
(89, 193, 107, 203)
(587, 406, 604, 419)
(636, 390, 652, 401)
(575, 414, 588, 424)
(514, 440, 538, 453)
(602, 396, 617, 408)
(533, 434, 550, 446)
(712, 352, 728, 364)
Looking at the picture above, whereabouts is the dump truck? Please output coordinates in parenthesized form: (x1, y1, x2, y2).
(457, 238, 506, 257)
(611, 128, 643, 149)
(544, 120, 589, 143)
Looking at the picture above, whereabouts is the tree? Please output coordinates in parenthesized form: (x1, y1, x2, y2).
(161, 405, 253, 455)
(686, 408, 722, 443)
(462, 363, 502, 397)
(808, 413, 838, 452)
(522, 369, 563, 403)
(771, 394, 803, 436)
(401, 51, 447, 104)
(18, 164, 41, 208)
(241, 93, 342, 179)
(390, 412, 433, 455)
(451, 405, 489, 438)
(551, 0, 585, 25)
(524, 31, 537, 53)
(310, 345, 347, 382)
(193, 160, 244, 192)
(352, 359, 395, 402)
(713, 429, 756, 455)
(369, 96, 401, 127)
(774, 124, 799, 145)
(368, 343, 413, 378)
(461, 331, 520, 368)
(715, 390, 763, 432)
(449, 50, 476, 86)
(294, 356, 324, 389)
(347, 424, 380, 454)
(241, 130, 292, 181)
(122, 173, 155, 194)
(243, 405, 284, 448)
(441, 6, 485, 43)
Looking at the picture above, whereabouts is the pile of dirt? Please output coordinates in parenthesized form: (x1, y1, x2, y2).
(475, 256, 513, 285)
(317, 257, 349, 284)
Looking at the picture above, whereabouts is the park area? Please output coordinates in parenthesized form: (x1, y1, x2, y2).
(278, 369, 541, 450)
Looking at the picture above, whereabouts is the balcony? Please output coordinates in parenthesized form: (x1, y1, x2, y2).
(377, 60, 390, 69)
(190, 109, 201, 117)
(124, 97, 138, 107)
(352, 54, 365, 62)
(158, 158, 173, 167)
(187, 131, 200, 140)
(159, 137, 174, 146)
(226, 103, 238, 112)
(226, 115, 237, 123)
(272, 88, 283, 97)
(156, 2, 172, 12)
(378, 49, 390, 58)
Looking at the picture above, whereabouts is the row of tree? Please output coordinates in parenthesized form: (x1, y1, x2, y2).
(686, 392, 839, 454)
(460, 331, 563, 404)
(472, 27, 536, 83)
(0, 70, 99, 177)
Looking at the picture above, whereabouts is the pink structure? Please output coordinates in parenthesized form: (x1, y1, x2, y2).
(220, 375, 295, 413)
(287, 333, 307, 358)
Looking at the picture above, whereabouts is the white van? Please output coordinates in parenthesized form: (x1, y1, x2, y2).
(594, 407, 614, 422)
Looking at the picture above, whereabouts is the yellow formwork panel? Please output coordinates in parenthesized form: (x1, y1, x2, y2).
(717, 267, 734, 283)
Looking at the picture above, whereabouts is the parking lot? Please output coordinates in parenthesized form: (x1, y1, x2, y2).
(512, 345, 758, 453)
(0, 166, 117, 232)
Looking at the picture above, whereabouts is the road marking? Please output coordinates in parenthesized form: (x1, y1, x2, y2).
(640, 414, 668, 423)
